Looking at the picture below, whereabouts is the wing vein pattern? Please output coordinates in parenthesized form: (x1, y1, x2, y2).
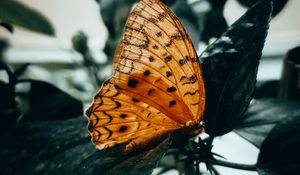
(86, 0, 205, 152)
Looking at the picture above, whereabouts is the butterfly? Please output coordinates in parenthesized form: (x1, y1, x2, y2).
(86, 0, 205, 152)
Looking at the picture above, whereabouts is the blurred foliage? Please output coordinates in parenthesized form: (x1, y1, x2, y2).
(0, 0, 55, 36)
(97, 0, 288, 60)
(72, 30, 103, 87)
(0, 22, 14, 33)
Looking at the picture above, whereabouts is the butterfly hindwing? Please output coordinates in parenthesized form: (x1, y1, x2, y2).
(87, 81, 179, 151)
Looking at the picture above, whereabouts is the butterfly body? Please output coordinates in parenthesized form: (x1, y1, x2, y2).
(86, 0, 205, 152)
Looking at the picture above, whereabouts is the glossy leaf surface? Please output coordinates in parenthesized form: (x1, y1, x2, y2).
(257, 114, 300, 175)
(200, 0, 272, 136)
(235, 98, 300, 148)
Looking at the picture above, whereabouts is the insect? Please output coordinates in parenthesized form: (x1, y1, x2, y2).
(86, 0, 205, 152)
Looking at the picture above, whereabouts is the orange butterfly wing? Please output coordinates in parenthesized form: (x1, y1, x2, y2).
(86, 0, 205, 152)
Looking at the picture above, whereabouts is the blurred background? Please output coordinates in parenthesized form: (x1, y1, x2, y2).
(1, 0, 300, 174)
(1, 0, 300, 103)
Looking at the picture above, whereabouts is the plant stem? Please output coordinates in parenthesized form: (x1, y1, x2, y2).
(211, 158, 257, 171)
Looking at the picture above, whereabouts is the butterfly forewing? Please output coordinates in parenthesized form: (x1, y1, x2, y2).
(87, 0, 205, 152)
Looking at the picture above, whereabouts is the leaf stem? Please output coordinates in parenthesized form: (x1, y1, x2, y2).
(211, 158, 257, 171)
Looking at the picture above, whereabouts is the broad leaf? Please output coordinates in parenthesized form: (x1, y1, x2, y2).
(200, 0, 272, 136)
(18, 80, 83, 123)
(201, 9, 228, 44)
(73, 136, 172, 175)
(257, 114, 300, 175)
(235, 98, 300, 148)
(237, 0, 288, 17)
(0, 0, 55, 36)
(0, 117, 92, 174)
(1, 111, 171, 175)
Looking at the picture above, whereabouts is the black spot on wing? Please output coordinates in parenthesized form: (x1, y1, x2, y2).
(147, 88, 155, 96)
(152, 45, 159, 49)
(166, 71, 172, 77)
(169, 100, 176, 107)
(119, 126, 127, 132)
(167, 86, 177, 92)
(156, 32, 162, 37)
(120, 114, 127, 119)
(132, 98, 140, 102)
(128, 78, 138, 88)
(164, 55, 172, 62)
(114, 84, 122, 90)
(179, 59, 186, 66)
(149, 56, 154, 62)
(143, 70, 150, 76)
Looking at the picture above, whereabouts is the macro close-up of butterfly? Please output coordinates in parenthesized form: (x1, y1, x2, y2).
(3, 0, 300, 174)
(86, 0, 206, 152)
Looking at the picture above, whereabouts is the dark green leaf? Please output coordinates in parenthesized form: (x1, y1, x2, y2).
(234, 98, 300, 148)
(237, 0, 288, 17)
(0, 62, 6, 70)
(201, 9, 228, 44)
(0, 39, 8, 56)
(207, 0, 227, 9)
(13, 63, 30, 78)
(200, 0, 272, 136)
(0, 117, 92, 174)
(162, 0, 178, 6)
(74, 136, 172, 175)
(257, 114, 300, 175)
(0, 0, 55, 36)
(254, 80, 279, 99)
(18, 80, 83, 122)
(0, 21, 14, 33)
(72, 31, 89, 55)
(0, 81, 20, 133)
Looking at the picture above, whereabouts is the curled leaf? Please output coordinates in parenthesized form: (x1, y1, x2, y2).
(200, 0, 272, 136)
